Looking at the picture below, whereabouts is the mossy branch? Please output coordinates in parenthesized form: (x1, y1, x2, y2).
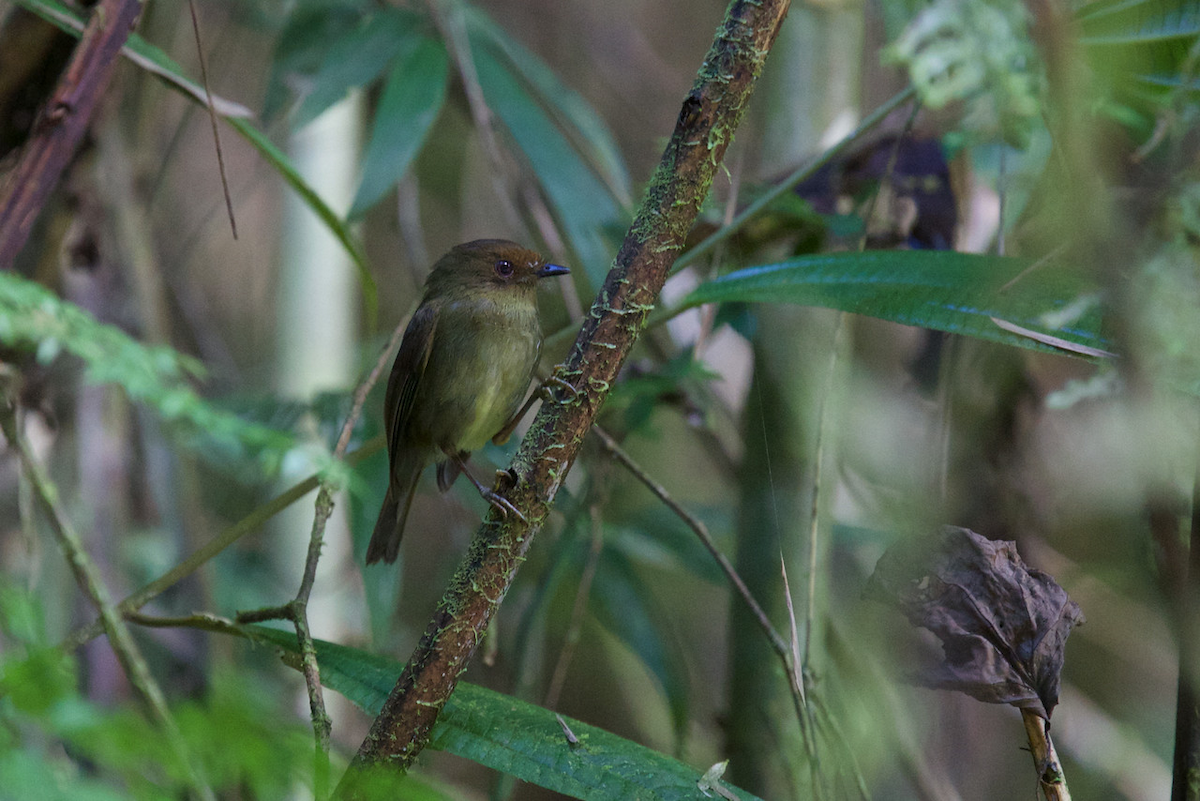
(342, 0, 793, 784)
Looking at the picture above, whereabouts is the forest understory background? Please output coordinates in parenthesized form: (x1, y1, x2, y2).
(0, 0, 1198, 799)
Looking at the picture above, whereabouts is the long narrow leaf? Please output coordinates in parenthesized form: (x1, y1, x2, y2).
(678, 250, 1112, 357)
(465, 7, 633, 210)
(349, 37, 450, 217)
(292, 8, 424, 129)
(470, 36, 626, 290)
(1079, 0, 1200, 44)
(248, 626, 761, 801)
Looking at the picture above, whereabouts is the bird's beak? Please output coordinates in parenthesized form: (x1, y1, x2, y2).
(537, 263, 570, 279)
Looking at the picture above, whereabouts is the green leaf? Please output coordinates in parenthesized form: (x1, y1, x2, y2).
(350, 37, 450, 217)
(0, 649, 76, 715)
(1079, 0, 1200, 44)
(678, 250, 1113, 357)
(263, 3, 366, 121)
(247, 626, 762, 801)
(466, 7, 633, 210)
(468, 34, 627, 290)
(293, 7, 426, 129)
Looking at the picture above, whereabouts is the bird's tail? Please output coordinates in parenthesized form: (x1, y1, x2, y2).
(365, 480, 419, 565)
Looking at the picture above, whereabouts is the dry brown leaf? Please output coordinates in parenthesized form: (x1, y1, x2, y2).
(865, 526, 1084, 719)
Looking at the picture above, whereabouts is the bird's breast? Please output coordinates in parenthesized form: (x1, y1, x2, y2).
(418, 296, 541, 452)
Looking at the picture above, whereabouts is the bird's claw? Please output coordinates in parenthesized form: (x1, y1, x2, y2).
(540, 373, 578, 404)
(482, 488, 527, 523)
(494, 467, 519, 492)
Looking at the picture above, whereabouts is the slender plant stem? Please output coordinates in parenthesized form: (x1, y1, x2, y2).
(235, 318, 408, 798)
(0, 376, 215, 801)
(591, 426, 791, 658)
(1021, 710, 1072, 800)
(125, 611, 244, 636)
(60, 438, 382, 651)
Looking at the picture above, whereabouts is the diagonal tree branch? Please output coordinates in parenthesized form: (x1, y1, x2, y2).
(0, 0, 144, 269)
(342, 0, 793, 784)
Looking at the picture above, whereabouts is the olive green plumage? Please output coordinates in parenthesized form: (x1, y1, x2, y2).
(366, 239, 568, 564)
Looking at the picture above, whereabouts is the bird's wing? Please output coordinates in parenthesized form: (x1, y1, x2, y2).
(384, 302, 438, 465)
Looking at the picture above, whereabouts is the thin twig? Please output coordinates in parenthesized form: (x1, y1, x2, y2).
(592, 425, 791, 657)
(125, 611, 245, 636)
(0, 376, 215, 801)
(235, 318, 408, 797)
(1021, 710, 1072, 800)
(60, 437, 382, 652)
(186, 0, 237, 238)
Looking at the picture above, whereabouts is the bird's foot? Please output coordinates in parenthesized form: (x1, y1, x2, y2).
(540, 370, 578, 404)
(480, 487, 527, 523)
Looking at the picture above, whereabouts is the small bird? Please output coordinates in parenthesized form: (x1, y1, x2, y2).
(366, 239, 570, 564)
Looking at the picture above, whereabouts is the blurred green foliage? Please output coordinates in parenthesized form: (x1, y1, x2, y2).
(0, 272, 327, 480)
(0, 584, 313, 800)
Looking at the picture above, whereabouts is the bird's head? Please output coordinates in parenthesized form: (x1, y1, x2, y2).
(425, 239, 569, 300)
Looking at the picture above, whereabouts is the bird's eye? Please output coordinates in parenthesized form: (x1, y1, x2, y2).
(495, 259, 514, 277)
